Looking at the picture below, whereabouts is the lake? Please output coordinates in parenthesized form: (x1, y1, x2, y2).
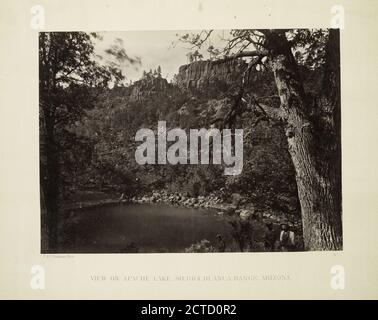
(58, 203, 233, 253)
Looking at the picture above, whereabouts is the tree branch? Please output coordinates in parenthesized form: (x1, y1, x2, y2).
(248, 95, 286, 121)
(212, 51, 264, 65)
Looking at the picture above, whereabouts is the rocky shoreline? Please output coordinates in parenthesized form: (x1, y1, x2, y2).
(128, 190, 301, 228)
(63, 189, 301, 228)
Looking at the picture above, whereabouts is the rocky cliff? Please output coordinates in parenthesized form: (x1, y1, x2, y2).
(129, 76, 171, 102)
(175, 59, 247, 90)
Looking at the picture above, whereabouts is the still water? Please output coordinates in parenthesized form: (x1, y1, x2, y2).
(59, 203, 232, 253)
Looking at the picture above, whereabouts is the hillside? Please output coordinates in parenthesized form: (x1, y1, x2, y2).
(63, 61, 300, 220)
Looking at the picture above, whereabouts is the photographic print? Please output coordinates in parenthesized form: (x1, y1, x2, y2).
(39, 29, 342, 254)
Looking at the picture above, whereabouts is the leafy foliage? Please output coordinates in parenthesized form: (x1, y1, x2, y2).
(39, 32, 138, 250)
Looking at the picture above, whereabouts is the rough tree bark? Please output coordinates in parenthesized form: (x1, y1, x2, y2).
(40, 95, 60, 252)
(44, 116, 59, 251)
(264, 30, 342, 250)
(40, 32, 60, 252)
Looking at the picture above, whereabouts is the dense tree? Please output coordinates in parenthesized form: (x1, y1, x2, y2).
(39, 32, 129, 251)
(180, 29, 342, 250)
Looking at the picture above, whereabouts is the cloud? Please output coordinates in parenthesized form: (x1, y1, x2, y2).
(93, 30, 228, 83)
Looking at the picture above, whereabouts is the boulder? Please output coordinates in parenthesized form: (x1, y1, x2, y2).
(231, 193, 242, 206)
(239, 210, 252, 221)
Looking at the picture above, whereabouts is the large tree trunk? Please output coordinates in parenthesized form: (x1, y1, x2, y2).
(44, 125, 59, 252)
(266, 30, 342, 250)
(40, 92, 60, 252)
(40, 33, 60, 252)
(41, 110, 59, 252)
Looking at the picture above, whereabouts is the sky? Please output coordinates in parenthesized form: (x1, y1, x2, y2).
(93, 30, 231, 83)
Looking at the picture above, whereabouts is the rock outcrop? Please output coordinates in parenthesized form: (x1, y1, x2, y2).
(129, 76, 170, 102)
(176, 59, 247, 90)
